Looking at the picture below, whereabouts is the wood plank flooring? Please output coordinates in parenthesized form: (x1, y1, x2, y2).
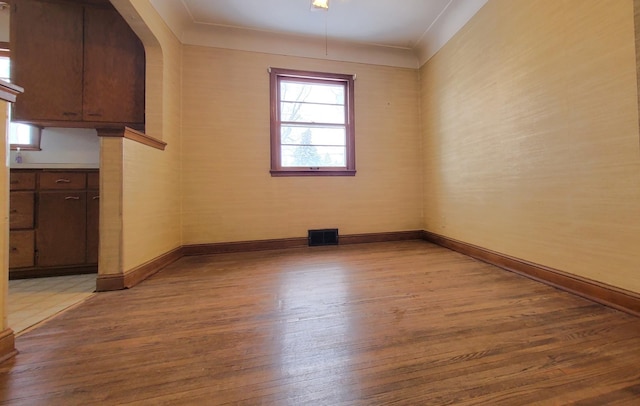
(1, 241, 640, 405)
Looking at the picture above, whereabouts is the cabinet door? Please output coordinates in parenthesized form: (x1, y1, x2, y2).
(86, 191, 99, 264)
(87, 171, 99, 190)
(10, 0, 83, 122)
(9, 230, 35, 269)
(83, 6, 145, 125)
(36, 191, 87, 267)
(9, 191, 35, 229)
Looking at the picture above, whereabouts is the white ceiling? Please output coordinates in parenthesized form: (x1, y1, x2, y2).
(148, 0, 488, 68)
(180, 0, 450, 49)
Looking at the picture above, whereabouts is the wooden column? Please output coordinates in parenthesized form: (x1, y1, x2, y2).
(0, 80, 24, 363)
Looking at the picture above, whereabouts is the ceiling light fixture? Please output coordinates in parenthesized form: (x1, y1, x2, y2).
(311, 0, 329, 11)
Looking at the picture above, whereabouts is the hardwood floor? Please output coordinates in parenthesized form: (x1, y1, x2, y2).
(1, 241, 640, 405)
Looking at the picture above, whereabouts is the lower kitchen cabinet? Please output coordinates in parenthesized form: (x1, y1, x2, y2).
(9, 230, 35, 269)
(86, 190, 99, 264)
(9, 191, 35, 229)
(36, 191, 87, 267)
(8, 169, 99, 279)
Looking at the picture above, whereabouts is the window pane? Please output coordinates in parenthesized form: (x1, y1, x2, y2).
(281, 101, 345, 124)
(281, 81, 344, 105)
(9, 123, 34, 144)
(281, 126, 345, 146)
(270, 68, 354, 175)
(0, 56, 9, 81)
(281, 145, 346, 167)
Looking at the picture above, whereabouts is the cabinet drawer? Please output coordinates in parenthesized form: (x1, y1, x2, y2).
(9, 230, 35, 269)
(10, 172, 36, 190)
(9, 192, 35, 229)
(87, 171, 99, 190)
(39, 172, 86, 190)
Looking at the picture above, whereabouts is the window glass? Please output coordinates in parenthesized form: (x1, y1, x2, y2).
(0, 57, 9, 81)
(270, 68, 355, 176)
(1, 54, 42, 150)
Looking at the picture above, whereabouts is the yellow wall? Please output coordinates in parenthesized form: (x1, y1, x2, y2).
(181, 47, 423, 244)
(113, 0, 182, 271)
(0, 101, 9, 330)
(421, 0, 640, 292)
(99, 0, 640, 298)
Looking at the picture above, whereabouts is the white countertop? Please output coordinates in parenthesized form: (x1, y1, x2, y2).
(10, 163, 100, 169)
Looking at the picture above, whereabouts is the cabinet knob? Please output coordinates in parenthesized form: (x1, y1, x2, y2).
(65, 196, 81, 200)
(55, 179, 72, 184)
(92, 196, 100, 200)
(62, 112, 78, 116)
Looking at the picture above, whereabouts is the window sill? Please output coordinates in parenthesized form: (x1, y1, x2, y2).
(10, 145, 41, 151)
(270, 169, 356, 177)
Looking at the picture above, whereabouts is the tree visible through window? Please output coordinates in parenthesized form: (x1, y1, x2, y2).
(270, 68, 355, 176)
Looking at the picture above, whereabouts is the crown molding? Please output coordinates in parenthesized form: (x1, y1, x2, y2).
(148, 0, 192, 40)
(148, 0, 488, 69)
(415, 0, 489, 67)
(182, 23, 419, 68)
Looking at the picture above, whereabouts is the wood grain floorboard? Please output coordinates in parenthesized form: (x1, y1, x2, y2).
(1, 241, 640, 405)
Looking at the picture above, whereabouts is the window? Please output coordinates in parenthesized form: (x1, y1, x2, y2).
(8, 123, 41, 151)
(0, 42, 42, 151)
(270, 68, 355, 176)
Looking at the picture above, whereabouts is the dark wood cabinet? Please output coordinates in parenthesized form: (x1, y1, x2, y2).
(83, 6, 145, 124)
(8, 169, 99, 279)
(36, 191, 87, 267)
(9, 171, 36, 191)
(86, 172, 99, 264)
(10, 0, 145, 129)
(9, 192, 34, 229)
(10, 0, 84, 122)
(8, 171, 36, 270)
(39, 171, 86, 190)
(9, 230, 35, 269)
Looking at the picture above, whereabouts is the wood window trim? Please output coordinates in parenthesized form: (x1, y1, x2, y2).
(269, 68, 356, 177)
(0, 79, 23, 103)
(0, 41, 9, 59)
(10, 142, 41, 152)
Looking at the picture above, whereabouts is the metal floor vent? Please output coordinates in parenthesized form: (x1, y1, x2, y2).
(308, 229, 339, 246)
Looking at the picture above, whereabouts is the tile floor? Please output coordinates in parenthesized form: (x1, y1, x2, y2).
(8, 274, 96, 335)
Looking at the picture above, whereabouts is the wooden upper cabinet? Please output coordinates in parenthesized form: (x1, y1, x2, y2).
(10, 0, 145, 129)
(10, 0, 84, 122)
(83, 6, 145, 125)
